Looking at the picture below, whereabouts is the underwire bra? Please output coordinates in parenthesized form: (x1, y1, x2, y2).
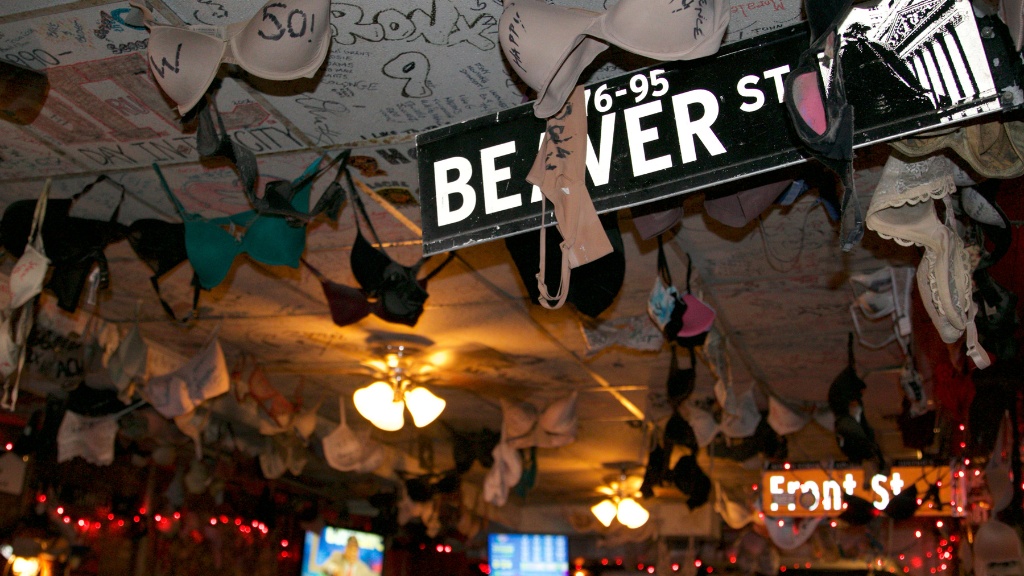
(132, 0, 331, 114)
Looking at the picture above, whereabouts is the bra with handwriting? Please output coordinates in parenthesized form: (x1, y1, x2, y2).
(132, 0, 330, 114)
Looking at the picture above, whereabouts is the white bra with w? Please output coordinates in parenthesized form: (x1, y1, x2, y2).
(132, 0, 331, 114)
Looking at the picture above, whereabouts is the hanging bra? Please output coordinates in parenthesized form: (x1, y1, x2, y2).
(499, 0, 731, 117)
(1, 176, 130, 313)
(131, 0, 331, 114)
(303, 170, 453, 328)
(714, 380, 761, 439)
(865, 153, 990, 369)
(144, 334, 229, 418)
(501, 392, 578, 450)
(153, 158, 321, 290)
(529, 85, 613, 309)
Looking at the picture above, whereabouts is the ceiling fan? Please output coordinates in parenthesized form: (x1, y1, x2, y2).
(351, 342, 445, 432)
(347, 331, 512, 431)
(592, 461, 650, 529)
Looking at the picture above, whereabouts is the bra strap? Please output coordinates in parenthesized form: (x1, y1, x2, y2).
(27, 178, 51, 251)
(128, 0, 157, 27)
(151, 163, 188, 218)
(346, 169, 385, 248)
(299, 257, 329, 283)
(422, 252, 455, 282)
(287, 149, 351, 202)
(346, 170, 433, 270)
(685, 252, 693, 294)
(73, 175, 127, 224)
(657, 236, 673, 287)
(965, 300, 991, 369)
(536, 194, 570, 309)
(149, 274, 199, 323)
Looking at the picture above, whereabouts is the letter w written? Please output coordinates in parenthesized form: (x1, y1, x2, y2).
(150, 43, 183, 78)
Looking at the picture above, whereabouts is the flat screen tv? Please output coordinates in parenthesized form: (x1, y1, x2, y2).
(488, 533, 569, 576)
(300, 526, 385, 576)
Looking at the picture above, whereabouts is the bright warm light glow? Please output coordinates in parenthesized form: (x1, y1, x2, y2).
(10, 557, 40, 576)
(428, 351, 451, 367)
(616, 498, 649, 529)
(405, 386, 446, 427)
(591, 499, 617, 527)
(354, 381, 405, 431)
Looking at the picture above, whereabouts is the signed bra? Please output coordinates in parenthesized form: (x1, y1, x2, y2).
(132, 0, 331, 113)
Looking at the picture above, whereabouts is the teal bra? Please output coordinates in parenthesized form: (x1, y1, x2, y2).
(153, 159, 321, 289)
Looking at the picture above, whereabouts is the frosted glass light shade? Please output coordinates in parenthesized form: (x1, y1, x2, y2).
(591, 499, 617, 527)
(11, 557, 40, 576)
(405, 386, 446, 427)
(353, 381, 404, 431)
(616, 498, 650, 529)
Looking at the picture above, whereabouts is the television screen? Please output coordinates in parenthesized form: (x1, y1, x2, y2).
(488, 533, 569, 576)
(300, 526, 385, 576)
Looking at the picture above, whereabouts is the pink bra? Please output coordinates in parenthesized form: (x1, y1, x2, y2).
(132, 0, 330, 114)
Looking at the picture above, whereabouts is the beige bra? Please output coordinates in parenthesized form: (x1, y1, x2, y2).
(132, 0, 330, 114)
(865, 153, 990, 369)
(500, 0, 731, 117)
(502, 392, 579, 449)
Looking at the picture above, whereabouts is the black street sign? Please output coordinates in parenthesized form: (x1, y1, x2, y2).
(416, 2, 1018, 256)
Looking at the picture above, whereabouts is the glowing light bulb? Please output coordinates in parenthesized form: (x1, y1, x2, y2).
(591, 499, 617, 527)
(405, 386, 446, 427)
(615, 498, 649, 529)
(354, 381, 405, 431)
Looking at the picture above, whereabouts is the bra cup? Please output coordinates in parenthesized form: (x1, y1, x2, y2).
(10, 245, 49, 310)
(684, 405, 719, 447)
(527, 86, 613, 270)
(242, 209, 306, 268)
(226, 0, 332, 81)
(241, 158, 317, 269)
(595, 0, 730, 61)
(536, 391, 578, 448)
(767, 396, 810, 436)
(146, 26, 226, 114)
(498, 0, 606, 118)
(140, 0, 329, 114)
(502, 398, 539, 447)
(351, 231, 397, 293)
(186, 158, 316, 289)
(127, 219, 188, 277)
(183, 218, 240, 290)
(321, 279, 372, 327)
(109, 324, 148, 392)
(503, 394, 578, 449)
(915, 230, 970, 343)
(369, 276, 428, 327)
(0, 317, 18, 379)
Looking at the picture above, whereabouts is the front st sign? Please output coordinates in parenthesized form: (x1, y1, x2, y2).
(416, 0, 1011, 256)
(761, 465, 955, 517)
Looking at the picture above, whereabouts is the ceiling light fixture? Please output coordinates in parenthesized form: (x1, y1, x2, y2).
(592, 471, 650, 529)
(353, 347, 446, 431)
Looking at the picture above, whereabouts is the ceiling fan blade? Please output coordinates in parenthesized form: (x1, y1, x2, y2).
(425, 343, 513, 372)
(364, 330, 435, 349)
(621, 475, 644, 496)
(362, 359, 389, 374)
